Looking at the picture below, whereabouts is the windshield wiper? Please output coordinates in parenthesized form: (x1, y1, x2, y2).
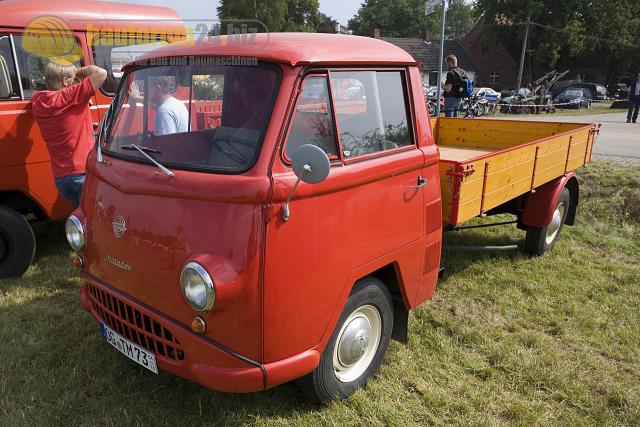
(122, 144, 174, 178)
(121, 144, 161, 154)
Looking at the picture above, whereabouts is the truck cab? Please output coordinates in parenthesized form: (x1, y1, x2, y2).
(70, 33, 443, 402)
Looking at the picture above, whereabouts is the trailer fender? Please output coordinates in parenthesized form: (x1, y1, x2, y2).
(521, 173, 579, 228)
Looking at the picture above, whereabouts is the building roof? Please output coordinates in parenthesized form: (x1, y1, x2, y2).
(133, 33, 419, 67)
(0, 0, 182, 30)
(381, 37, 479, 72)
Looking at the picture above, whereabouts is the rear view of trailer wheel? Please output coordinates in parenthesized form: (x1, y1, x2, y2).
(298, 277, 394, 403)
(524, 187, 570, 256)
(0, 205, 36, 278)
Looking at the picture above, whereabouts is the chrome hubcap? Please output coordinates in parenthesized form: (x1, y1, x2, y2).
(545, 201, 566, 245)
(333, 305, 382, 383)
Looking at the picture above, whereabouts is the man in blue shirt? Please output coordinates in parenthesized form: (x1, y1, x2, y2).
(149, 76, 188, 135)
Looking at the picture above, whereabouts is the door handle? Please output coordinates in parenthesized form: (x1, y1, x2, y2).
(409, 175, 427, 189)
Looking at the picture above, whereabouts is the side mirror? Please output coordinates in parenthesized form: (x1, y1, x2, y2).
(282, 144, 330, 221)
(291, 144, 330, 184)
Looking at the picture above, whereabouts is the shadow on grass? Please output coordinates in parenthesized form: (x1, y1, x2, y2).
(441, 226, 525, 276)
(31, 219, 68, 261)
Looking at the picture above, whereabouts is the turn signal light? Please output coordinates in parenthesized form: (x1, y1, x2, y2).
(71, 255, 84, 269)
(191, 317, 206, 334)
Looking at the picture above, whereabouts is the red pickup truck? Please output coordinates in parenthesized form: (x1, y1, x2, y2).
(66, 33, 597, 402)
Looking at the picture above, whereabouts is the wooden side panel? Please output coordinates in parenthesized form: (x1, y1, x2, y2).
(438, 161, 456, 224)
(435, 118, 583, 151)
(436, 118, 597, 226)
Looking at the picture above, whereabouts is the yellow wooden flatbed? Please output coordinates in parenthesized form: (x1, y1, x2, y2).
(431, 118, 599, 227)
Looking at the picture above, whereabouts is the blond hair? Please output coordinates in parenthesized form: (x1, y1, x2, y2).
(446, 55, 458, 66)
(44, 62, 76, 90)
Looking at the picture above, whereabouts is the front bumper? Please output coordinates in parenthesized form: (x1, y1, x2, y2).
(79, 273, 319, 392)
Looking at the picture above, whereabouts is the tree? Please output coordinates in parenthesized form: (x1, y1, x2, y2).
(315, 13, 339, 33)
(348, 0, 476, 40)
(217, 0, 321, 33)
(348, 0, 441, 38)
(445, 0, 476, 42)
(475, 0, 640, 82)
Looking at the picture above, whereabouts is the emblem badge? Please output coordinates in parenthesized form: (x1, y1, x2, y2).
(112, 215, 127, 238)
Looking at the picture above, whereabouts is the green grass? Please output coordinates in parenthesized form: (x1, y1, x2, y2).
(1, 161, 639, 426)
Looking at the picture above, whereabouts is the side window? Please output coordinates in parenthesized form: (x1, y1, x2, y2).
(330, 71, 413, 159)
(12, 35, 81, 98)
(0, 35, 21, 100)
(93, 37, 167, 95)
(284, 75, 339, 159)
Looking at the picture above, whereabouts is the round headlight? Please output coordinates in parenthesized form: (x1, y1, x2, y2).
(180, 262, 215, 312)
(65, 215, 85, 252)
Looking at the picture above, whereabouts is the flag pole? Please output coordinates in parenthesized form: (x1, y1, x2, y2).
(434, 0, 446, 117)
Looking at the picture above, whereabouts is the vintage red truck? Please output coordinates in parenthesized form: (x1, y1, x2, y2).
(0, 0, 182, 278)
(66, 33, 598, 402)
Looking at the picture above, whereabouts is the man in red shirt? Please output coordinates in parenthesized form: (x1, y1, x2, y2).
(32, 62, 107, 209)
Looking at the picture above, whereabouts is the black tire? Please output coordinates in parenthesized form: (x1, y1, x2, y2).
(298, 277, 394, 403)
(427, 101, 436, 117)
(524, 187, 570, 256)
(0, 205, 36, 278)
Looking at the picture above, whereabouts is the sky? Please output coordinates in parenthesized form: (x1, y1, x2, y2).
(112, 0, 362, 27)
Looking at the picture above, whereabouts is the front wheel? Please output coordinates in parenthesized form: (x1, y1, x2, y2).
(298, 277, 393, 403)
(473, 103, 486, 117)
(524, 187, 570, 256)
(427, 101, 436, 117)
(0, 205, 36, 278)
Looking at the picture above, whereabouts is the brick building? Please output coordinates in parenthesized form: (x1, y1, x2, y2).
(462, 21, 519, 89)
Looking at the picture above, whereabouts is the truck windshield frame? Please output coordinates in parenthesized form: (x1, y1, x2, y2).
(102, 60, 282, 175)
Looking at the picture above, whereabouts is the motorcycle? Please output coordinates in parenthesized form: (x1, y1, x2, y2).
(461, 95, 489, 117)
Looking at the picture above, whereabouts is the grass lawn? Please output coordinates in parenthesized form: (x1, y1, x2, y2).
(1, 161, 638, 426)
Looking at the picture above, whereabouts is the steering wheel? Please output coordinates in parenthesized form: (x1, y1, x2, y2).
(211, 134, 255, 165)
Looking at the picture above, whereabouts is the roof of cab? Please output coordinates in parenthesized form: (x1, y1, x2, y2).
(135, 33, 418, 67)
(0, 0, 181, 30)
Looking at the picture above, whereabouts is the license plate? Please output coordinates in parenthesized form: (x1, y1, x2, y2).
(100, 322, 158, 374)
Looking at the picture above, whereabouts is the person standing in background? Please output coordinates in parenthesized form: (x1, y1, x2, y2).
(627, 73, 640, 123)
(442, 54, 466, 118)
(32, 62, 107, 209)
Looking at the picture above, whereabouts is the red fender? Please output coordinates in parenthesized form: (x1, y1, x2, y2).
(520, 173, 579, 228)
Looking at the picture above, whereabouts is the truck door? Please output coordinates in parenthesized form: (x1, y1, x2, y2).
(264, 69, 426, 363)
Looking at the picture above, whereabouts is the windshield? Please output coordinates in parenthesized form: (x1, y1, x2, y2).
(103, 61, 281, 174)
(564, 89, 583, 96)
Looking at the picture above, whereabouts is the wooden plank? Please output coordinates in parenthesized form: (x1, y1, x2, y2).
(439, 146, 495, 162)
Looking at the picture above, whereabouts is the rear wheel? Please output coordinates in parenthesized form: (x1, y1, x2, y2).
(524, 188, 570, 256)
(298, 277, 393, 403)
(0, 205, 36, 278)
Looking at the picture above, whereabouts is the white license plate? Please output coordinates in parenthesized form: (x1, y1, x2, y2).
(100, 322, 158, 374)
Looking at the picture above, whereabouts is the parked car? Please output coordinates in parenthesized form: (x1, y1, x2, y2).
(551, 81, 606, 101)
(608, 83, 630, 99)
(500, 88, 552, 114)
(570, 83, 606, 101)
(473, 87, 501, 102)
(68, 32, 599, 403)
(554, 88, 592, 109)
(424, 86, 439, 99)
